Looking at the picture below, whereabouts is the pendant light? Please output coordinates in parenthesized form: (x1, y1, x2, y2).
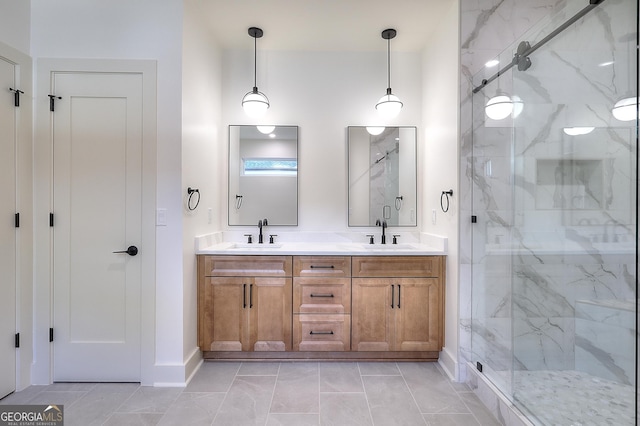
(612, 96, 638, 121)
(366, 126, 385, 136)
(485, 93, 513, 120)
(242, 27, 270, 117)
(376, 29, 403, 119)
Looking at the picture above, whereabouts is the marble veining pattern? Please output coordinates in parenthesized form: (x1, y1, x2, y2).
(460, 0, 637, 423)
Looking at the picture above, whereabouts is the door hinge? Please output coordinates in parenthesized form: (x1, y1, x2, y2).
(476, 361, 483, 372)
(471, 215, 477, 223)
(48, 94, 62, 112)
(15, 333, 19, 348)
(49, 328, 54, 342)
(9, 88, 24, 107)
(15, 213, 19, 228)
(49, 213, 54, 227)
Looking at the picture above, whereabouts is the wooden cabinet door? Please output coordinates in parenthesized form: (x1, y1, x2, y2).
(393, 278, 442, 351)
(351, 278, 393, 351)
(249, 277, 292, 351)
(200, 277, 248, 351)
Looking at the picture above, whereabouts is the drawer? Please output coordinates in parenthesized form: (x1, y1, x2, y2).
(293, 314, 351, 351)
(293, 277, 351, 314)
(352, 256, 442, 278)
(201, 255, 292, 277)
(293, 256, 351, 277)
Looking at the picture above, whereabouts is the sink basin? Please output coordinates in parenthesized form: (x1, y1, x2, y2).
(227, 243, 283, 250)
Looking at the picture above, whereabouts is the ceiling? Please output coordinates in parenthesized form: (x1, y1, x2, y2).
(194, 0, 454, 52)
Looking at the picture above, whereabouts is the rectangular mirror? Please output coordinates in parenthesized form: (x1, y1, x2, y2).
(348, 126, 417, 227)
(229, 125, 298, 226)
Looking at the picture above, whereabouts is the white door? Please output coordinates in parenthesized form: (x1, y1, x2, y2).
(52, 72, 143, 381)
(0, 56, 17, 398)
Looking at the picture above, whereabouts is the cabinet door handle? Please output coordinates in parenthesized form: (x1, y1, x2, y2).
(310, 293, 334, 298)
(310, 265, 335, 269)
(249, 284, 254, 308)
(243, 283, 247, 308)
(390, 285, 395, 309)
(397, 284, 401, 309)
(309, 331, 334, 335)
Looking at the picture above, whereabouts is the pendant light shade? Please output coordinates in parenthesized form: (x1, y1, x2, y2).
(376, 29, 403, 119)
(611, 96, 638, 121)
(485, 94, 513, 120)
(366, 126, 385, 136)
(242, 27, 270, 117)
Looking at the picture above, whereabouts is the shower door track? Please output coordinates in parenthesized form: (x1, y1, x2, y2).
(473, 0, 606, 94)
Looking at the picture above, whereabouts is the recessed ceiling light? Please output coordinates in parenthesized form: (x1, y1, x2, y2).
(485, 59, 500, 68)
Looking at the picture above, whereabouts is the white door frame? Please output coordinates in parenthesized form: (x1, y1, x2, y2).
(33, 58, 156, 385)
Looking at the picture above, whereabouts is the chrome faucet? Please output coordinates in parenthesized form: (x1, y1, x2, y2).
(258, 218, 268, 243)
(375, 219, 387, 244)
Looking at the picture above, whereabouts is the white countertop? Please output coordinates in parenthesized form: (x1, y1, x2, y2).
(195, 231, 447, 256)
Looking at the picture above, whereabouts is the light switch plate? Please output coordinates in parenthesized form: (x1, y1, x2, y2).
(156, 208, 167, 226)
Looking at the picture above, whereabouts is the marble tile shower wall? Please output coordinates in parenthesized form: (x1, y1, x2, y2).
(459, 0, 636, 384)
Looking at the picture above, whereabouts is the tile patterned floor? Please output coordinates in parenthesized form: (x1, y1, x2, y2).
(0, 361, 501, 426)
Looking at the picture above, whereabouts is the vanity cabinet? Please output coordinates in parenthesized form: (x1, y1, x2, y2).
(293, 256, 351, 351)
(351, 256, 444, 352)
(197, 256, 292, 352)
(197, 254, 444, 361)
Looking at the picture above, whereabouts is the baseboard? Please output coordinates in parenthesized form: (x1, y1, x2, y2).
(437, 347, 459, 381)
(152, 347, 202, 387)
(184, 348, 203, 385)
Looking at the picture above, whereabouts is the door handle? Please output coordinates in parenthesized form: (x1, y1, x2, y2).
(113, 245, 138, 256)
(249, 284, 253, 308)
(397, 284, 401, 309)
(243, 284, 247, 308)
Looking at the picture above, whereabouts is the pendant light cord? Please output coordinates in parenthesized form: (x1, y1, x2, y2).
(253, 35, 257, 89)
(387, 37, 391, 91)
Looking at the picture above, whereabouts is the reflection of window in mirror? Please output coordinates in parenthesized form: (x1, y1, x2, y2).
(229, 125, 298, 226)
(243, 158, 297, 176)
(348, 126, 417, 227)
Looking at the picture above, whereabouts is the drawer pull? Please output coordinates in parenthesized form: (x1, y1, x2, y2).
(310, 265, 335, 269)
(309, 331, 334, 335)
(249, 284, 253, 308)
(310, 293, 334, 298)
(397, 284, 401, 309)
(243, 283, 247, 308)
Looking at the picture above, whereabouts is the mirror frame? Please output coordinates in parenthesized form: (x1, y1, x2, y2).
(347, 126, 418, 227)
(228, 125, 299, 226)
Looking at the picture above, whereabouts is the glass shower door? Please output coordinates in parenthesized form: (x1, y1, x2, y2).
(470, 47, 518, 400)
(471, 0, 637, 424)
(509, 0, 637, 424)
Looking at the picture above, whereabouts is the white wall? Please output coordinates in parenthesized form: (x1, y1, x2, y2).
(220, 49, 423, 232)
(0, 0, 30, 54)
(30, 0, 185, 385)
(181, 0, 222, 378)
(421, 0, 461, 380)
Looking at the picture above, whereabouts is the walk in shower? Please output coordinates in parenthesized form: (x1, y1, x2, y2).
(470, 0, 638, 424)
